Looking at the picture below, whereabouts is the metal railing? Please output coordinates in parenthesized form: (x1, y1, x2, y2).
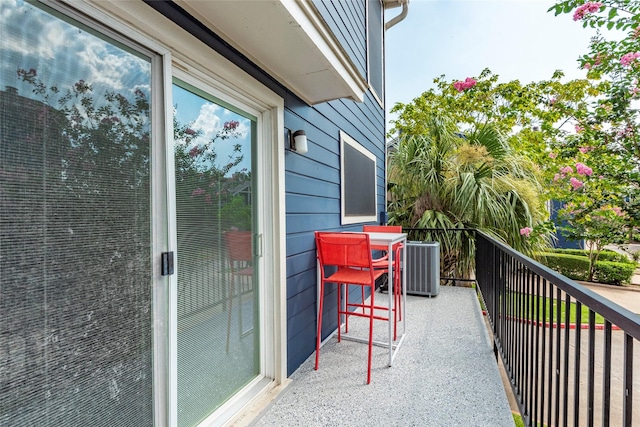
(476, 231, 640, 427)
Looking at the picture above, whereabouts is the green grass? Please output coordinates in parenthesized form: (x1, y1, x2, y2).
(513, 413, 525, 427)
(509, 293, 606, 325)
(513, 413, 546, 427)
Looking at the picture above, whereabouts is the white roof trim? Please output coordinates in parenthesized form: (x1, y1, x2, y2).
(175, 0, 368, 105)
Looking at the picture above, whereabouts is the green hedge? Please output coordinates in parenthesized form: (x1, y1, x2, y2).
(551, 248, 633, 264)
(538, 252, 635, 285)
(594, 261, 636, 286)
(538, 253, 590, 281)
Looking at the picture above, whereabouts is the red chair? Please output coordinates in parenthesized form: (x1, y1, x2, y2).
(362, 225, 403, 339)
(224, 231, 253, 352)
(315, 232, 387, 384)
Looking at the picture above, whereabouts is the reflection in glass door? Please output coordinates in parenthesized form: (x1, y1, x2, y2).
(1, 2, 154, 425)
(173, 81, 259, 426)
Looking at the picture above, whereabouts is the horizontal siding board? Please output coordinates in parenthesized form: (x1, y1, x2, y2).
(284, 151, 337, 182)
(286, 267, 317, 299)
(284, 172, 339, 197)
(286, 213, 343, 234)
(286, 251, 317, 281)
(285, 232, 317, 257)
(287, 287, 317, 333)
(286, 322, 318, 376)
(286, 194, 339, 214)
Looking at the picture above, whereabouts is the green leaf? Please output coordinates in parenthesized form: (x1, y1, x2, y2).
(608, 8, 618, 20)
(607, 21, 615, 30)
(563, 3, 572, 13)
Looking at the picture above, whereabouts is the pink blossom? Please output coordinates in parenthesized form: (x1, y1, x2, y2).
(599, 175, 604, 179)
(184, 128, 196, 135)
(550, 98, 557, 105)
(548, 152, 557, 159)
(569, 177, 584, 190)
(573, 2, 602, 21)
(575, 124, 584, 133)
(594, 53, 604, 66)
(520, 227, 533, 237)
(453, 77, 477, 92)
(634, 27, 640, 39)
(204, 194, 212, 204)
(553, 173, 561, 182)
(223, 120, 240, 130)
(191, 188, 206, 197)
(575, 162, 593, 176)
(189, 146, 200, 158)
(620, 52, 640, 67)
(578, 146, 593, 154)
(617, 124, 635, 139)
(630, 87, 640, 96)
(583, 62, 592, 70)
(560, 166, 574, 175)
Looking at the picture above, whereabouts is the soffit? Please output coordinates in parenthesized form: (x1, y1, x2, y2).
(175, 0, 368, 105)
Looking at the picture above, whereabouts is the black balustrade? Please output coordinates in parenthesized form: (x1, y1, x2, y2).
(476, 231, 640, 427)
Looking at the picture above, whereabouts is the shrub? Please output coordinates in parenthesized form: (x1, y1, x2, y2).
(551, 248, 588, 257)
(538, 252, 635, 285)
(551, 248, 633, 264)
(594, 261, 636, 286)
(598, 251, 634, 264)
(538, 253, 590, 281)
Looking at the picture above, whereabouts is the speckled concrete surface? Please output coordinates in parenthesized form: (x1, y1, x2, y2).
(252, 287, 514, 427)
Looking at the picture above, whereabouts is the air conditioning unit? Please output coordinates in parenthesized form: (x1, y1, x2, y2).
(405, 241, 440, 297)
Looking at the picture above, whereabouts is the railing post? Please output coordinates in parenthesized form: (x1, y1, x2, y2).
(491, 238, 499, 360)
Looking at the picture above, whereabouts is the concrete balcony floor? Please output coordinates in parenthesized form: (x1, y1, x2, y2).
(252, 287, 513, 426)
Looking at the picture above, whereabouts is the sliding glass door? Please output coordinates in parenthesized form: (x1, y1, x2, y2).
(172, 80, 259, 426)
(2, 2, 277, 426)
(1, 1, 154, 425)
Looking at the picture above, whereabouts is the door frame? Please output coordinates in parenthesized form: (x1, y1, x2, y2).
(59, 1, 288, 425)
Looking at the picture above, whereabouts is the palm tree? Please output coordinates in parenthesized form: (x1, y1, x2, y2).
(388, 114, 549, 280)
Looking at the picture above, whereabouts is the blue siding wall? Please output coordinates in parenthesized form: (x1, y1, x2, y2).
(313, 0, 367, 80)
(147, 0, 386, 376)
(285, 91, 385, 371)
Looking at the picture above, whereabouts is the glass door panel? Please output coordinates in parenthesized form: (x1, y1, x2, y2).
(173, 81, 258, 427)
(1, 1, 153, 425)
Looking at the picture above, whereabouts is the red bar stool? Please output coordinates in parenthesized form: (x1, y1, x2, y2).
(362, 225, 403, 340)
(223, 231, 253, 352)
(315, 232, 387, 384)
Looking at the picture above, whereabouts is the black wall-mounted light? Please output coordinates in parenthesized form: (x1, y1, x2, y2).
(288, 129, 308, 154)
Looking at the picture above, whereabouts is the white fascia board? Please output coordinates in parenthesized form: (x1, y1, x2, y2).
(176, 0, 367, 105)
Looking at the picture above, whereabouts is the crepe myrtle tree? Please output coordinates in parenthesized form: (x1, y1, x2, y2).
(389, 68, 605, 169)
(551, 1, 640, 227)
(547, 142, 629, 280)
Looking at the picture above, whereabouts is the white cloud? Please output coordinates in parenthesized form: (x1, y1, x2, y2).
(191, 103, 252, 173)
(1, 0, 149, 101)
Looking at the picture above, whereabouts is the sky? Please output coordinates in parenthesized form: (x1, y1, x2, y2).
(1, 0, 252, 175)
(385, 0, 598, 127)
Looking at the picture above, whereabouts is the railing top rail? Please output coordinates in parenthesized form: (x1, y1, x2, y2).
(476, 230, 640, 340)
(403, 228, 474, 232)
